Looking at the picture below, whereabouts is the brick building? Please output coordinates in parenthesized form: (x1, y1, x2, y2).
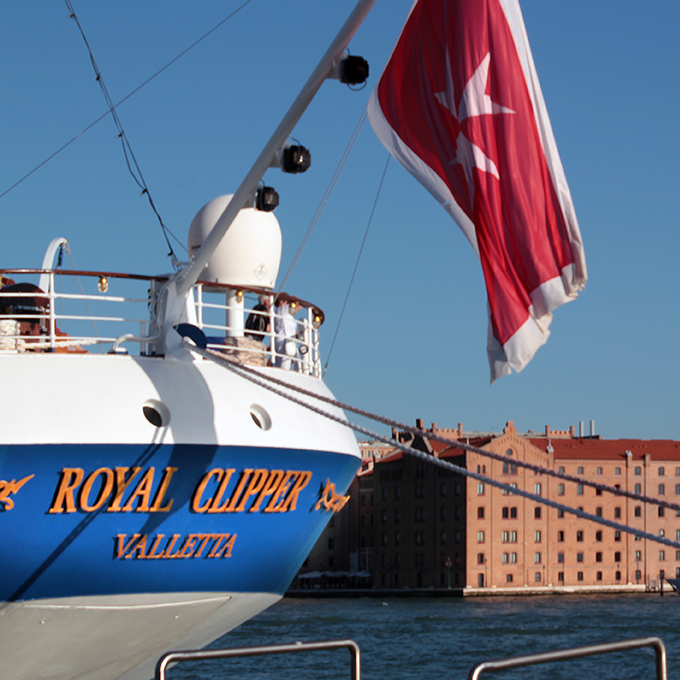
(293, 421, 680, 593)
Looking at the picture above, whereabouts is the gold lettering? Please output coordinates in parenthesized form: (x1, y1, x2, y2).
(0, 474, 34, 511)
(279, 470, 312, 512)
(145, 533, 166, 559)
(149, 467, 176, 512)
(208, 468, 236, 513)
(178, 534, 199, 558)
(108, 467, 141, 512)
(265, 471, 296, 513)
(250, 469, 284, 512)
(79, 467, 115, 512)
(114, 532, 236, 560)
(191, 468, 222, 513)
(161, 533, 182, 558)
(221, 469, 253, 513)
(233, 468, 268, 512)
(49, 468, 85, 514)
(114, 533, 141, 558)
(121, 467, 156, 512)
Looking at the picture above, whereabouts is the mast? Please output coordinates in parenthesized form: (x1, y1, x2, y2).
(160, 0, 378, 346)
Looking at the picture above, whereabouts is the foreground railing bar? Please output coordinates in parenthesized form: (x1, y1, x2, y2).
(155, 639, 361, 680)
(467, 636, 666, 680)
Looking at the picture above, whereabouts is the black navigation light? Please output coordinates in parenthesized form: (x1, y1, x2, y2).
(339, 55, 369, 85)
(282, 145, 311, 173)
(255, 186, 279, 212)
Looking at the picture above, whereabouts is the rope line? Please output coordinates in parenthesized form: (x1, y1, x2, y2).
(194, 346, 680, 514)
(323, 153, 390, 377)
(65, 0, 179, 266)
(186, 341, 680, 550)
(277, 109, 368, 292)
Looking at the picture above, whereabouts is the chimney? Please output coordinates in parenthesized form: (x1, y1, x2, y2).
(579, 421, 584, 437)
(590, 420, 595, 437)
(415, 418, 424, 430)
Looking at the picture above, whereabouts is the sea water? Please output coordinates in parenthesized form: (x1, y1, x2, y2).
(167, 594, 679, 679)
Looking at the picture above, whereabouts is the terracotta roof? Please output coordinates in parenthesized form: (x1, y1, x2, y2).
(528, 437, 680, 461)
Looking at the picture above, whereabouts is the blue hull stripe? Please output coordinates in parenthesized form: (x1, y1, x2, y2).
(0, 444, 359, 601)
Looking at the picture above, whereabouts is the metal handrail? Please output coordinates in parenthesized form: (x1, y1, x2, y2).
(154, 639, 361, 680)
(467, 636, 667, 680)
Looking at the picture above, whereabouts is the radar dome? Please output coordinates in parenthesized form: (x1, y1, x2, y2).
(187, 195, 282, 289)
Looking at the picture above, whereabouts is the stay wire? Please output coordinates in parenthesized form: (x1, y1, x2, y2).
(277, 109, 368, 293)
(191, 341, 680, 516)
(1, 0, 254, 251)
(323, 153, 390, 377)
(187, 342, 680, 550)
(65, 0, 179, 267)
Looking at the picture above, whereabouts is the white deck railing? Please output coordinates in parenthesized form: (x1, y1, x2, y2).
(0, 269, 324, 377)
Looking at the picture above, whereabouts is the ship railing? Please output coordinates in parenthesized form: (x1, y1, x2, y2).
(467, 636, 667, 680)
(0, 269, 324, 376)
(155, 639, 361, 680)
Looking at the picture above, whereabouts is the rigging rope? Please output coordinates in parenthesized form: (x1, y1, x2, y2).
(323, 154, 390, 377)
(185, 340, 680, 550)
(277, 109, 368, 292)
(0, 0, 254, 247)
(65, 0, 179, 267)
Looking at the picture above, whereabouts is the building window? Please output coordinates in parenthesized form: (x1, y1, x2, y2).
(558, 483, 565, 496)
(558, 572, 564, 582)
(577, 571, 584, 581)
(477, 552, 485, 565)
(534, 572, 541, 583)
(596, 552, 602, 562)
(507, 574, 513, 583)
(615, 467, 621, 475)
(578, 467, 584, 474)
(439, 531, 444, 545)
(595, 507, 602, 517)
(659, 550, 666, 561)
(534, 506, 541, 519)
(558, 509, 564, 518)
(577, 483, 584, 495)
(557, 530, 564, 542)
(557, 552, 564, 563)
(596, 467, 603, 475)
(477, 531, 485, 543)
(477, 506, 484, 519)
(635, 570, 642, 581)
(440, 484, 446, 498)
(659, 484, 666, 495)
(510, 553, 517, 563)
(634, 484, 642, 494)
(558, 466, 565, 473)
(534, 530, 542, 543)
(659, 507, 665, 518)
(577, 552, 584, 563)
(635, 467, 642, 476)
(659, 467, 665, 476)
(477, 483, 485, 495)
(614, 507, 621, 519)
(596, 530, 602, 542)
(511, 507, 517, 519)
(635, 506, 642, 517)
(577, 531, 584, 542)
(615, 531, 621, 542)
(534, 552, 541, 564)
(675, 484, 680, 495)
(635, 551, 642, 562)
(676, 467, 680, 476)
(534, 483, 542, 496)
(502, 553, 508, 564)
(596, 571, 603, 581)
(615, 552, 621, 562)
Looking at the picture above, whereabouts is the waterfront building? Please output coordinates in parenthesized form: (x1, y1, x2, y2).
(294, 420, 680, 593)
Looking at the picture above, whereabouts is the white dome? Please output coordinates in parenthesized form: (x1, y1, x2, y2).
(187, 195, 282, 289)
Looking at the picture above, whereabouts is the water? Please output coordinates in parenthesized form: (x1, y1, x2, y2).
(167, 594, 680, 679)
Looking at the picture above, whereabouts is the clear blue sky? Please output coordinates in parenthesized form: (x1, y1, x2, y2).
(1, 1, 678, 440)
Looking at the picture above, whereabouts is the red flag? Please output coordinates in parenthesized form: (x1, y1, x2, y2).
(368, 0, 587, 381)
